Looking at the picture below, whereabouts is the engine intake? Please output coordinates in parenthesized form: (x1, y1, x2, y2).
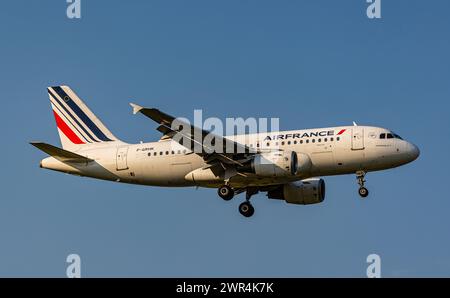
(268, 178, 325, 205)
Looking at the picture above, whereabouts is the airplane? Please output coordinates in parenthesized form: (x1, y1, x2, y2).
(31, 86, 420, 217)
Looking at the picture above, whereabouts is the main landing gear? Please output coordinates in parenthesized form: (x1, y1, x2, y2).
(238, 202, 254, 218)
(356, 171, 369, 198)
(238, 188, 258, 218)
(217, 185, 257, 218)
(218, 185, 234, 201)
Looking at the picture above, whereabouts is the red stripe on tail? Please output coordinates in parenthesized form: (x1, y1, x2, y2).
(53, 111, 85, 144)
(337, 129, 346, 135)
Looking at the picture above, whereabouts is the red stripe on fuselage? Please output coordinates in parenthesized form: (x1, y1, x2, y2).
(337, 129, 346, 135)
(53, 110, 85, 144)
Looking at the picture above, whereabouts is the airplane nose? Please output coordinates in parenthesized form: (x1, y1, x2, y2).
(408, 143, 420, 161)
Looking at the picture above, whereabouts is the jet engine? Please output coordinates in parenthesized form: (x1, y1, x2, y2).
(239, 151, 297, 177)
(267, 178, 325, 205)
(239, 151, 312, 178)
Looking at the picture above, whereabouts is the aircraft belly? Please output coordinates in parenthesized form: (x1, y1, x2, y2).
(133, 155, 202, 186)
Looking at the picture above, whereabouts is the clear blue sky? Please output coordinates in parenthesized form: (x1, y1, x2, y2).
(1, 0, 449, 277)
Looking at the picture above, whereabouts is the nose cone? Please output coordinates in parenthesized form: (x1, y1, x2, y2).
(407, 142, 420, 162)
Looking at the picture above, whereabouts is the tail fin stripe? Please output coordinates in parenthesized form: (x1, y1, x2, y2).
(52, 87, 113, 142)
(51, 101, 92, 144)
(49, 89, 97, 143)
(53, 110, 85, 145)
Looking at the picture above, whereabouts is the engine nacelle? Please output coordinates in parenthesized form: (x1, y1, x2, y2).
(239, 151, 297, 177)
(240, 151, 312, 178)
(268, 178, 325, 205)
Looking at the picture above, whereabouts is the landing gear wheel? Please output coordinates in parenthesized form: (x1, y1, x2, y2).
(359, 187, 369, 198)
(239, 202, 255, 217)
(356, 171, 369, 198)
(218, 185, 234, 201)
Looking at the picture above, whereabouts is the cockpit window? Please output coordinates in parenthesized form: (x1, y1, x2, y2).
(392, 133, 403, 140)
(381, 131, 402, 140)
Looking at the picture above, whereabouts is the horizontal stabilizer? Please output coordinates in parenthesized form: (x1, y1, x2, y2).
(30, 142, 92, 163)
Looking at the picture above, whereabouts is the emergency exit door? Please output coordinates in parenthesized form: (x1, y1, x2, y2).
(116, 147, 129, 171)
(351, 127, 364, 150)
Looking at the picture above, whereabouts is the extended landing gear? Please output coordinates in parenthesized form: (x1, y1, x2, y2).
(239, 188, 258, 218)
(217, 185, 258, 217)
(239, 202, 254, 218)
(356, 171, 369, 198)
(218, 185, 234, 201)
(358, 187, 369, 198)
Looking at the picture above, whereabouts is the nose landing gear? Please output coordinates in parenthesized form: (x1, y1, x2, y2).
(356, 171, 369, 198)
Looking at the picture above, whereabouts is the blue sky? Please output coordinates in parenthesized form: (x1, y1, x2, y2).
(1, 0, 449, 277)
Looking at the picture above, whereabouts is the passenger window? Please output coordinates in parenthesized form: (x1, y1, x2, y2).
(154, 152, 157, 156)
(281, 141, 285, 146)
(171, 151, 175, 154)
(266, 142, 270, 146)
(318, 139, 321, 143)
(177, 150, 181, 154)
(324, 138, 327, 142)
(300, 140, 303, 144)
(148, 153, 151, 157)
(337, 137, 340, 141)
(159, 152, 163, 155)
(380, 133, 386, 139)
(306, 140, 309, 144)
(287, 141, 291, 145)
(294, 140, 297, 145)
(330, 137, 334, 141)
(183, 149, 187, 154)
(312, 139, 315, 143)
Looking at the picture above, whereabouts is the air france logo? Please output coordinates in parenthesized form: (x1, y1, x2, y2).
(263, 129, 346, 141)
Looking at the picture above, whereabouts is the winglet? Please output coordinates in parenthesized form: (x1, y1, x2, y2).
(353, 121, 358, 126)
(130, 103, 143, 115)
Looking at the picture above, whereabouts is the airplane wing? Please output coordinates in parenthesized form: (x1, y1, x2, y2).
(30, 142, 93, 164)
(130, 103, 256, 166)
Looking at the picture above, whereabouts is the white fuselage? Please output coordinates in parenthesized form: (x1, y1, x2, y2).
(40, 125, 419, 188)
